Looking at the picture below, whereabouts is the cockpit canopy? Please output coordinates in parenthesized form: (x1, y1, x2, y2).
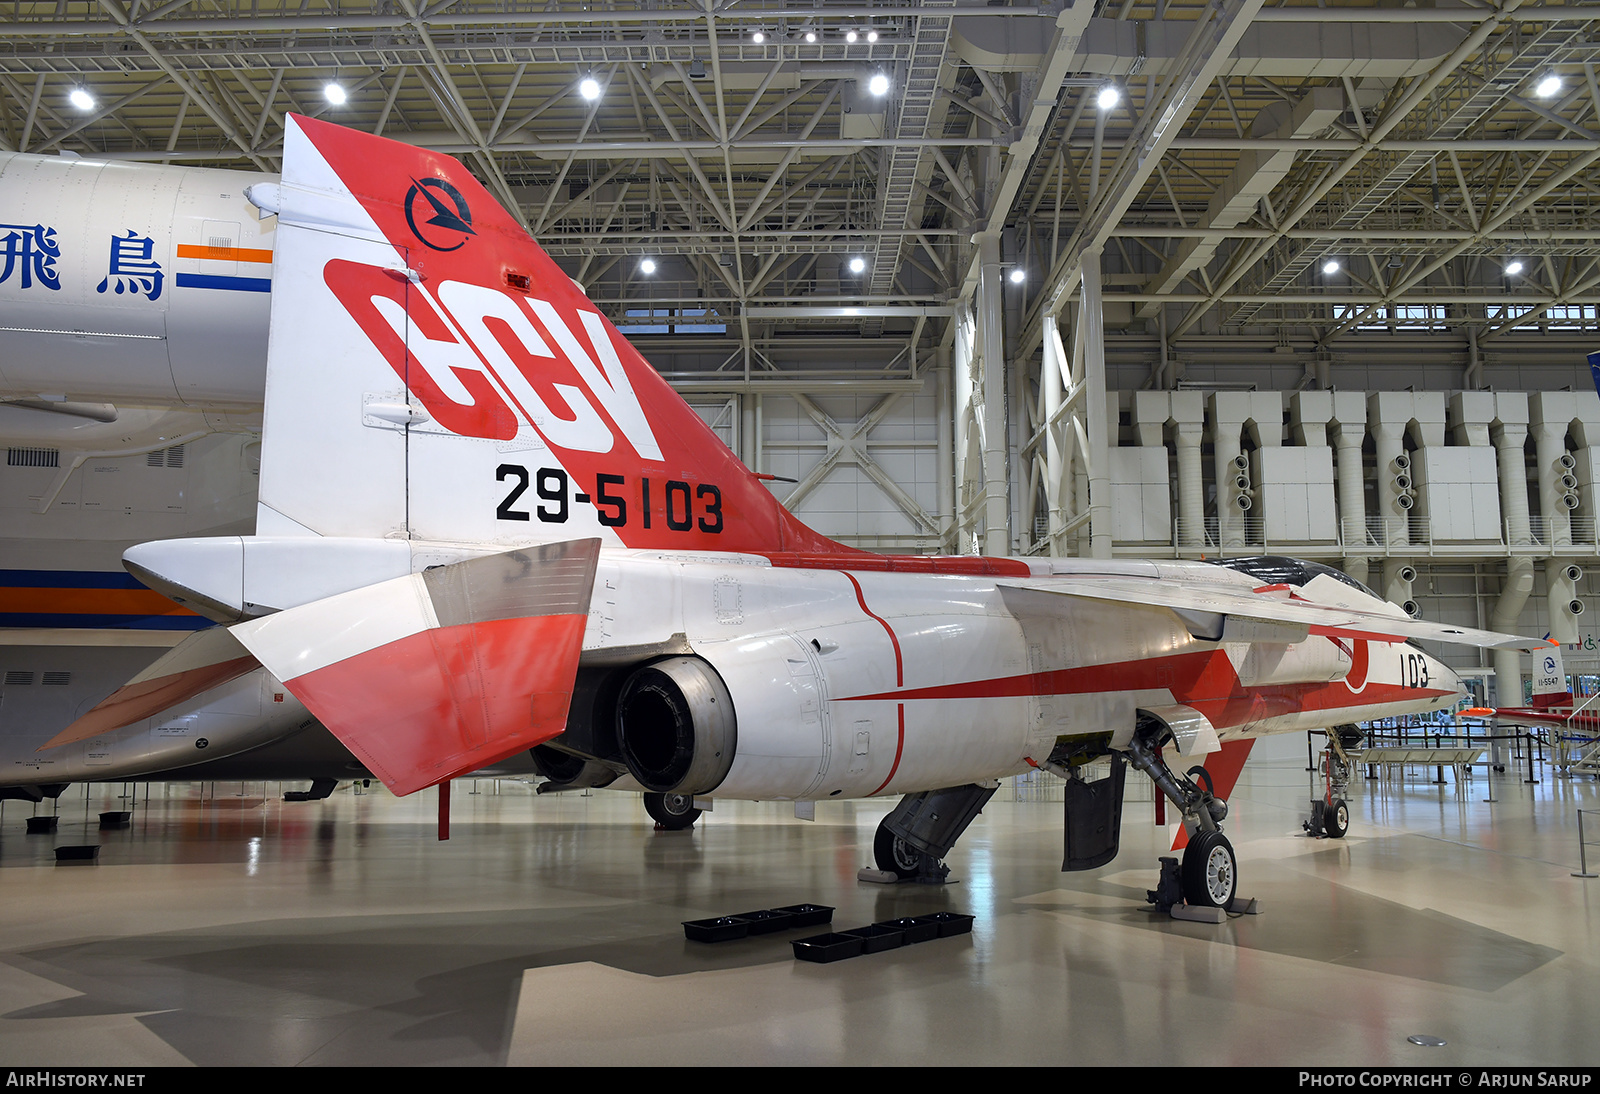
(1205, 555, 1381, 600)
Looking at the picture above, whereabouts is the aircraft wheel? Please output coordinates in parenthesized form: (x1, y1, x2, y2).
(1322, 798, 1350, 839)
(1180, 830, 1237, 909)
(644, 792, 700, 830)
(873, 820, 923, 880)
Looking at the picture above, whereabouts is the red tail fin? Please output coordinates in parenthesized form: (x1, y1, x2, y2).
(256, 114, 849, 555)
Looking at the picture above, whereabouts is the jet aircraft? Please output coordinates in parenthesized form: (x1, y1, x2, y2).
(1461, 642, 1600, 778)
(0, 118, 1547, 910)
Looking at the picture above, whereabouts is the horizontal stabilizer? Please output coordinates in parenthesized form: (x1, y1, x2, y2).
(40, 628, 259, 749)
(998, 577, 1548, 652)
(229, 539, 600, 796)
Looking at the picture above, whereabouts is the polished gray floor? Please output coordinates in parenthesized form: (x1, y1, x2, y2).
(1, 737, 1597, 1067)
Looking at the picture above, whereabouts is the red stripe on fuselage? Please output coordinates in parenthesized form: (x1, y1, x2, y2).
(870, 704, 907, 797)
(837, 647, 1452, 732)
(836, 571, 908, 796)
(839, 571, 902, 687)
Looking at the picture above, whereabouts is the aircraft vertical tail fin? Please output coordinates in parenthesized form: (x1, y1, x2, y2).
(249, 114, 850, 557)
(1531, 639, 1572, 708)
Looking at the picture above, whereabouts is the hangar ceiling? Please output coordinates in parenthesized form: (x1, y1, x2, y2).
(2, 0, 1598, 389)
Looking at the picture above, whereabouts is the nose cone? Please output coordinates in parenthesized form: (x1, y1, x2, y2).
(1430, 655, 1466, 705)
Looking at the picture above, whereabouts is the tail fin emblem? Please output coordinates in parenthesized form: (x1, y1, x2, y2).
(405, 177, 475, 251)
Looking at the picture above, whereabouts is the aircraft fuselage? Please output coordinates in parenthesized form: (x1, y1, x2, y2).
(0, 150, 273, 408)
(4, 550, 1462, 799)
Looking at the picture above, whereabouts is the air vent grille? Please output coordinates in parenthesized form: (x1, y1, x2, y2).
(7, 448, 59, 468)
(4, 671, 35, 686)
(147, 444, 186, 468)
(42, 671, 71, 686)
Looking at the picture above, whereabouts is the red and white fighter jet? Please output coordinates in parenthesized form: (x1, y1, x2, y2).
(35, 117, 1544, 908)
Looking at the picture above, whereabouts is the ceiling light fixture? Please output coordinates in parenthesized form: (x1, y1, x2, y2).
(1009, 268, 1026, 285)
(69, 87, 95, 111)
(846, 30, 858, 43)
(1322, 259, 1341, 276)
(1096, 85, 1120, 110)
(805, 31, 817, 43)
(323, 82, 347, 106)
(1505, 259, 1524, 276)
(869, 73, 890, 97)
(848, 256, 866, 275)
(1535, 73, 1562, 98)
(752, 31, 765, 45)
(579, 76, 602, 101)
(866, 30, 878, 43)
(639, 258, 657, 275)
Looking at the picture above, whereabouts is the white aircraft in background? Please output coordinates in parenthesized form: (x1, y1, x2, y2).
(0, 118, 1546, 909)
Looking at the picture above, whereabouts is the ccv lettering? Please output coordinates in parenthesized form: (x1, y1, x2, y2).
(325, 259, 663, 460)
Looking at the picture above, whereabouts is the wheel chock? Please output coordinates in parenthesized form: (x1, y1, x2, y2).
(1169, 903, 1226, 923)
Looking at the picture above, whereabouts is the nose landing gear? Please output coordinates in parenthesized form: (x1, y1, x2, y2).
(1305, 725, 1358, 839)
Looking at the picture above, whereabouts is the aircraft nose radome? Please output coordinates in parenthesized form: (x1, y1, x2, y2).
(1434, 658, 1466, 702)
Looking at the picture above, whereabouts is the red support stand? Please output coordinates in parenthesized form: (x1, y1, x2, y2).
(438, 779, 450, 841)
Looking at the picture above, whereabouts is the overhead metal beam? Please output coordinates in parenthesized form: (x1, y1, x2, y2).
(1024, 0, 1270, 352)
(744, 306, 956, 318)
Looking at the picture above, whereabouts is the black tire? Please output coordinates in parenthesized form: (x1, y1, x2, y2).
(644, 792, 700, 830)
(1180, 829, 1238, 909)
(873, 820, 923, 880)
(1322, 798, 1350, 839)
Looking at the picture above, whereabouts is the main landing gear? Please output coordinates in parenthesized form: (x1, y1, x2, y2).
(1305, 725, 1358, 840)
(644, 791, 701, 830)
(866, 782, 998, 883)
(1124, 722, 1255, 919)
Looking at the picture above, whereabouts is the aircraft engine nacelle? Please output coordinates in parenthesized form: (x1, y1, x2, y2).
(614, 656, 736, 795)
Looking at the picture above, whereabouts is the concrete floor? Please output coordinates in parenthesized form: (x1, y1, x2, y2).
(1, 738, 1597, 1067)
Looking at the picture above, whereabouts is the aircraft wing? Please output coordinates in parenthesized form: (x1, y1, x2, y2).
(228, 539, 600, 797)
(996, 576, 1547, 651)
(40, 627, 260, 748)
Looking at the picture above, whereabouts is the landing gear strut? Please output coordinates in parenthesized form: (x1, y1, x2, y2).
(867, 782, 997, 883)
(1305, 725, 1358, 839)
(1124, 721, 1254, 916)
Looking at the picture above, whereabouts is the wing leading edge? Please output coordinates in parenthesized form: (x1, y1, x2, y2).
(997, 576, 1548, 652)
